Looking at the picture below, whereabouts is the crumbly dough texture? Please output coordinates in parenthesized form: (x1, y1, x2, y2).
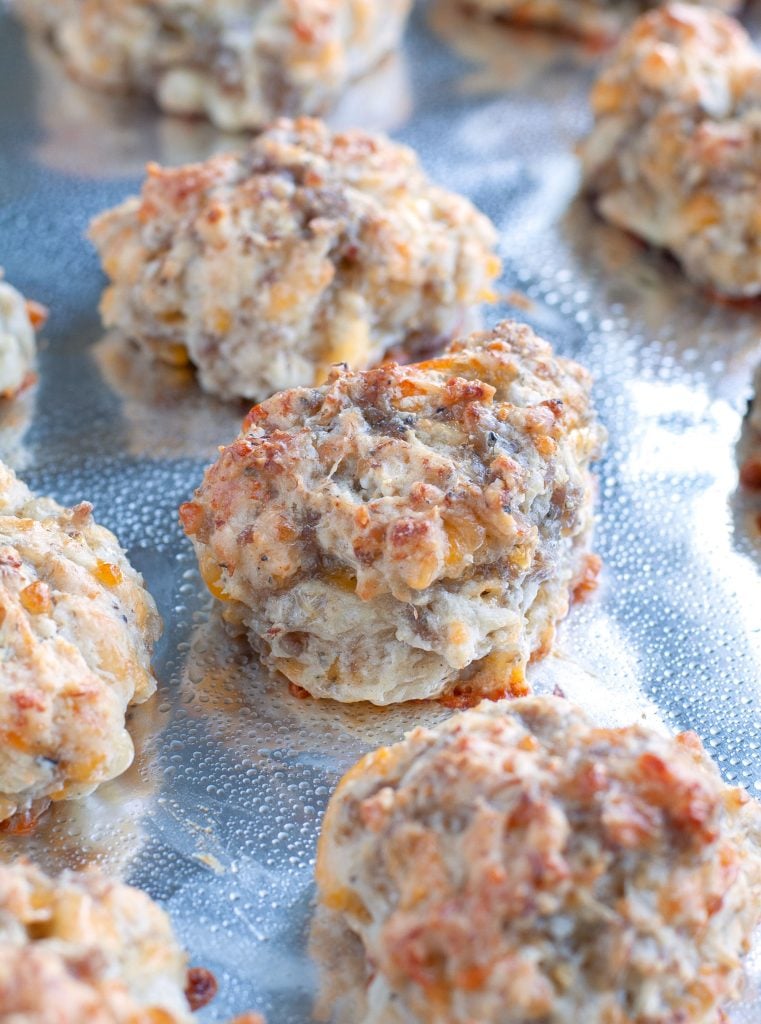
(0, 859, 195, 1023)
(314, 695, 761, 1024)
(0, 462, 162, 823)
(580, 3, 761, 297)
(0, 277, 37, 400)
(90, 117, 500, 404)
(12, 0, 412, 131)
(465, 0, 738, 41)
(181, 321, 604, 704)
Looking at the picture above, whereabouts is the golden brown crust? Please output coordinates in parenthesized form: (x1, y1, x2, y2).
(0, 463, 162, 822)
(12, 0, 412, 130)
(580, 3, 761, 296)
(315, 696, 761, 1024)
(181, 321, 604, 703)
(90, 117, 499, 404)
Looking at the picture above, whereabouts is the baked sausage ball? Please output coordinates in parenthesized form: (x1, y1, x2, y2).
(11, 0, 412, 132)
(0, 276, 44, 400)
(0, 859, 196, 1023)
(180, 321, 604, 704)
(314, 695, 761, 1024)
(0, 462, 162, 824)
(463, 0, 738, 43)
(580, 4, 761, 297)
(89, 117, 500, 404)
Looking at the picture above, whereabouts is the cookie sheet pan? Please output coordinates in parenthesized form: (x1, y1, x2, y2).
(2, 2, 761, 1019)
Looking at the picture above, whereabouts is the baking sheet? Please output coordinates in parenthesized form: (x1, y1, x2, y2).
(2, 2, 761, 1019)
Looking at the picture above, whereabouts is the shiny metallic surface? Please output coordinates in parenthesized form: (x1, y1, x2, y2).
(1, 3, 761, 1019)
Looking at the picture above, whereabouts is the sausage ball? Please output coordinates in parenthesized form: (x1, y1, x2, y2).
(0, 859, 197, 1023)
(580, 4, 761, 297)
(0, 462, 162, 824)
(463, 0, 739, 43)
(89, 117, 500, 404)
(11, 0, 412, 131)
(180, 321, 604, 704)
(314, 695, 761, 1024)
(752, 364, 761, 436)
(0, 276, 45, 400)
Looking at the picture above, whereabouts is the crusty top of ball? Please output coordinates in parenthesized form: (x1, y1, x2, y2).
(103, 115, 498, 267)
(181, 321, 604, 605)
(590, 3, 761, 118)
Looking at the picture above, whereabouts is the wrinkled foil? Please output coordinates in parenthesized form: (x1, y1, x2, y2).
(1, 2, 761, 1019)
